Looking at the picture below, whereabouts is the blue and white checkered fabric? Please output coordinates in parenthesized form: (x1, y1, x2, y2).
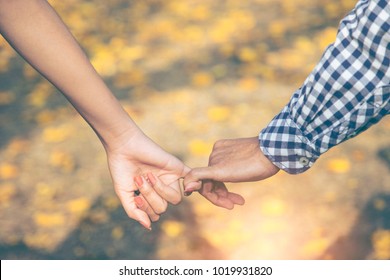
(259, 0, 390, 174)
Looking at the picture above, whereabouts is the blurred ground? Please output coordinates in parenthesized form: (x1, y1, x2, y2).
(0, 0, 389, 260)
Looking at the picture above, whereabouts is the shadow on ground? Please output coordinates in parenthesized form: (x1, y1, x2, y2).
(0, 195, 222, 260)
(320, 147, 390, 259)
(321, 193, 390, 260)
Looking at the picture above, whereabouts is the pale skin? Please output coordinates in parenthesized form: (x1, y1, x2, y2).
(0, 0, 190, 229)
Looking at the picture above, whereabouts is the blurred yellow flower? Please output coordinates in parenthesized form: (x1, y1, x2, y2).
(24, 232, 54, 250)
(42, 124, 73, 143)
(208, 19, 236, 44)
(91, 47, 117, 77)
(193, 198, 215, 217)
(183, 26, 204, 43)
(191, 5, 210, 21)
(207, 106, 231, 122)
(372, 230, 390, 259)
(316, 27, 337, 51)
(326, 158, 351, 174)
(50, 150, 75, 172)
(112, 226, 125, 240)
(66, 197, 91, 214)
(35, 110, 57, 125)
(120, 45, 145, 63)
(114, 69, 146, 88)
(191, 72, 214, 87)
(238, 47, 258, 62)
(161, 220, 185, 238)
(0, 163, 19, 180)
(302, 237, 330, 257)
(188, 139, 213, 156)
(238, 77, 260, 91)
(324, 2, 339, 17)
(294, 37, 316, 57)
(34, 212, 66, 228)
(27, 82, 52, 107)
(268, 20, 287, 38)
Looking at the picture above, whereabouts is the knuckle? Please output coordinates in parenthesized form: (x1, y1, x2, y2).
(151, 214, 160, 222)
(170, 195, 182, 205)
(154, 202, 168, 215)
(213, 139, 226, 149)
(138, 184, 152, 196)
(154, 181, 164, 192)
(209, 153, 218, 164)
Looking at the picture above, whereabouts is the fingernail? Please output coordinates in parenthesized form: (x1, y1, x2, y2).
(134, 196, 143, 207)
(184, 188, 195, 193)
(134, 176, 143, 187)
(184, 191, 193, 196)
(139, 221, 152, 231)
(147, 173, 157, 185)
(184, 182, 200, 193)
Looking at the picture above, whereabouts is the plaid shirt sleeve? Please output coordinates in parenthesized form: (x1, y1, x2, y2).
(259, 0, 390, 174)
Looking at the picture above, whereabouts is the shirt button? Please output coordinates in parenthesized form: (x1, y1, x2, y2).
(299, 157, 310, 166)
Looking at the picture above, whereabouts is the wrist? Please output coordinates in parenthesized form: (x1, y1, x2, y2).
(96, 118, 143, 153)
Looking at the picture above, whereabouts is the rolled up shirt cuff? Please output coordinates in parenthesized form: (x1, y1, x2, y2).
(259, 105, 320, 174)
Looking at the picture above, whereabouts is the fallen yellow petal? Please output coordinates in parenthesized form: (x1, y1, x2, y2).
(372, 230, 390, 259)
(188, 139, 213, 156)
(34, 212, 66, 228)
(66, 197, 91, 213)
(111, 226, 124, 240)
(191, 72, 214, 87)
(42, 124, 73, 143)
(0, 163, 19, 180)
(161, 220, 185, 238)
(207, 106, 231, 122)
(326, 158, 351, 174)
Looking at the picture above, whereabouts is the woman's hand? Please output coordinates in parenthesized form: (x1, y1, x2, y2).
(105, 129, 190, 229)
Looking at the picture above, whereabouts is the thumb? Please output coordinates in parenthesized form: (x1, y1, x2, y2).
(184, 166, 218, 192)
(180, 165, 192, 178)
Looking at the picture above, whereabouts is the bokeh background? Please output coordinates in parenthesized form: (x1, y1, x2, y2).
(0, 0, 389, 260)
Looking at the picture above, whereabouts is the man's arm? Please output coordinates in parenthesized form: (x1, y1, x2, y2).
(260, 0, 389, 174)
(184, 0, 390, 208)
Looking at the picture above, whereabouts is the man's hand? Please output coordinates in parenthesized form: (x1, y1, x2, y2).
(183, 137, 279, 209)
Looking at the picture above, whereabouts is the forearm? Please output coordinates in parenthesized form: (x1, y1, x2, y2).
(259, 0, 390, 174)
(0, 0, 139, 148)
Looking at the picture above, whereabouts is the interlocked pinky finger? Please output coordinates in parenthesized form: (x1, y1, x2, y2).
(134, 195, 160, 222)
